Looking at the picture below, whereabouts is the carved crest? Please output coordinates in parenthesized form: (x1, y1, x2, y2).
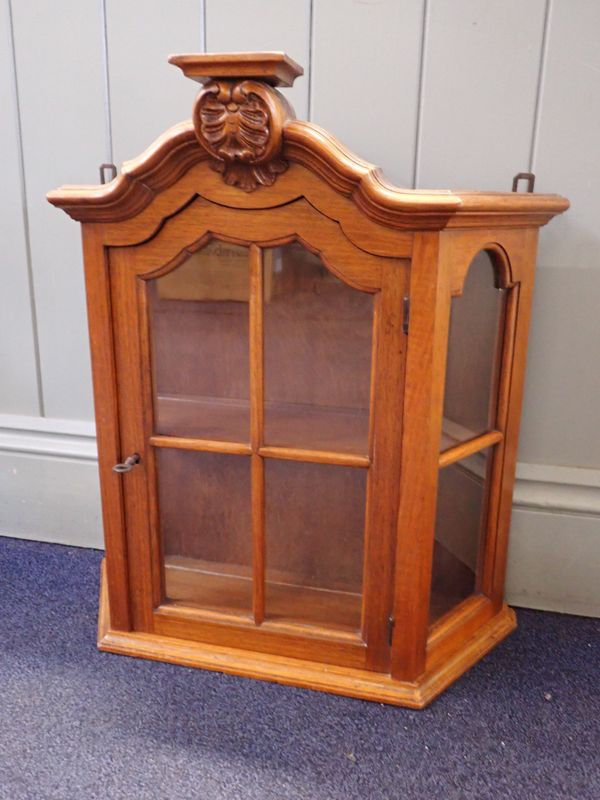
(193, 80, 290, 192)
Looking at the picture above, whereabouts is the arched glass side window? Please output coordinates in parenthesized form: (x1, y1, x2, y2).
(441, 252, 505, 449)
(431, 251, 507, 623)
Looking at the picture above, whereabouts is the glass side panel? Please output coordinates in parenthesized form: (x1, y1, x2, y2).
(264, 459, 366, 634)
(148, 241, 250, 442)
(430, 449, 492, 624)
(441, 251, 505, 451)
(158, 448, 252, 616)
(263, 243, 373, 455)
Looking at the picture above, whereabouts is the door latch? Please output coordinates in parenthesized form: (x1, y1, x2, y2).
(113, 453, 140, 473)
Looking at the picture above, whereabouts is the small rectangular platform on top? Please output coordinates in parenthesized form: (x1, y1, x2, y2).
(168, 52, 303, 87)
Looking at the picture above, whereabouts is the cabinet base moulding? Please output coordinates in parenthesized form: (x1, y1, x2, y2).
(97, 561, 516, 709)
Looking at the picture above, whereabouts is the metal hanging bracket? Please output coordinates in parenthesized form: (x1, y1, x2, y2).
(512, 172, 536, 193)
(99, 163, 118, 184)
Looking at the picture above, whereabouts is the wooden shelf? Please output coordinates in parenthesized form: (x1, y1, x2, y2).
(441, 417, 480, 452)
(164, 557, 362, 636)
(265, 580, 361, 634)
(154, 394, 369, 457)
(265, 400, 369, 455)
(165, 557, 253, 617)
(155, 395, 250, 443)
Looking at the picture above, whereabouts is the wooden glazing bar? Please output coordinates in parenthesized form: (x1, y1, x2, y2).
(490, 261, 538, 608)
(366, 296, 380, 461)
(249, 244, 265, 625)
(494, 286, 519, 432)
(438, 430, 503, 469)
(480, 284, 519, 597)
(486, 288, 509, 429)
(110, 250, 157, 632)
(149, 435, 252, 456)
(251, 455, 265, 625)
(258, 445, 370, 468)
(136, 281, 164, 608)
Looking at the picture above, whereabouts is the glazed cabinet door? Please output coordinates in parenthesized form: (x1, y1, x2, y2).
(109, 208, 407, 672)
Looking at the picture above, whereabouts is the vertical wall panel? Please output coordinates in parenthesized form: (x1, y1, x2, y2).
(0, 2, 40, 415)
(519, 268, 600, 468)
(206, 0, 310, 119)
(107, 0, 203, 166)
(11, 0, 107, 420)
(516, 2, 600, 467)
(417, 0, 546, 190)
(311, 0, 424, 187)
(533, 0, 600, 269)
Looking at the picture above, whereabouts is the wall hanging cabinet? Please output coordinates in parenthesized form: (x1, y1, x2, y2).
(48, 52, 568, 708)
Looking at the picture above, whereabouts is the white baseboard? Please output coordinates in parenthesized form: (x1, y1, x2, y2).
(513, 462, 600, 516)
(0, 414, 97, 460)
(506, 508, 600, 617)
(0, 414, 102, 549)
(0, 414, 598, 615)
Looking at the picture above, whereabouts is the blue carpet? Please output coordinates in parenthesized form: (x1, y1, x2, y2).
(0, 536, 598, 800)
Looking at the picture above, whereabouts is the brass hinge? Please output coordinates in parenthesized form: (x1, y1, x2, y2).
(387, 615, 395, 646)
(402, 296, 410, 335)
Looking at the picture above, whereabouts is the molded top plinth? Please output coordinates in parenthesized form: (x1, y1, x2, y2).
(168, 52, 303, 87)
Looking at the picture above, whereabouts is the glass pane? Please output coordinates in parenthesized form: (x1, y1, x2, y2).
(158, 449, 252, 616)
(430, 449, 492, 623)
(441, 251, 505, 450)
(265, 459, 366, 633)
(263, 243, 373, 454)
(148, 241, 250, 442)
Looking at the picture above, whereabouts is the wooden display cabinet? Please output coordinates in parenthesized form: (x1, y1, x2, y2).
(48, 53, 568, 708)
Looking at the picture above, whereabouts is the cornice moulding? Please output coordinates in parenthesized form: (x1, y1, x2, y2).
(47, 119, 568, 228)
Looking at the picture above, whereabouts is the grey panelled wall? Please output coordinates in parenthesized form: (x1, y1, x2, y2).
(0, 0, 598, 616)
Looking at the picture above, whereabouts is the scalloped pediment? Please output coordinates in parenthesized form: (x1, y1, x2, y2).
(47, 52, 568, 230)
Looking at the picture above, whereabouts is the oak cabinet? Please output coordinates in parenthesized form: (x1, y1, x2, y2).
(48, 53, 568, 707)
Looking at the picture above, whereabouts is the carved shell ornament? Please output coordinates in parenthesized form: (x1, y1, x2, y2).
(193, 80, 290, 192)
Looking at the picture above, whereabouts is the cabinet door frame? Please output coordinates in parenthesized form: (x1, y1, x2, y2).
(106, 197, 408, 672)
